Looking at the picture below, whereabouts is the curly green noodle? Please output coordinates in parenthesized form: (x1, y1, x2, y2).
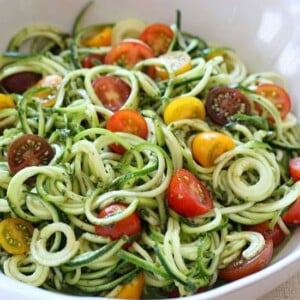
(0, 5, 300, 299)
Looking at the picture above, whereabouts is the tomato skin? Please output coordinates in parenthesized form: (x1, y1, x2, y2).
(139, 23, 174, 56)
(192, 131, 235, 167)
(218, 238, 273, 281)
(116, 272, 144, 299)
(104, 40, 156, 77)
(166, 168, 213, 217)
(205, 87, 251, 125)
(0, 93, 15, 109)
(106, 109, 148, 154)
(289, 157, 300, 182)
(282, 198, 300, 225)
(0, 218, 34, 255)
(7, 134, 55, 174)
(255, 83, 291, 120)
(1, 71, 42, 94)
(81, 26, 112, 47)
(95, 203, 141, 243)
(92, 75, 131, 111)
(81, 54, 105, 68)
(163, 96, 205, 124)
(243, 222, 285, 247)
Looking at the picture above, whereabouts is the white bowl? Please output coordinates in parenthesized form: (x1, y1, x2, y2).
(1, 0, 300, 299)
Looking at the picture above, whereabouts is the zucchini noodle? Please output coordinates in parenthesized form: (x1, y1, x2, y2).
(0, 3, 299, 299)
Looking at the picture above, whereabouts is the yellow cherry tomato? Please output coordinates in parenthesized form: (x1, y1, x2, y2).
(116, 272, 144, 299)
(192, 131, 235, 167)
(34, 74, 62, 107)
(0, 218, 34, 255)
(82, 26, 112, 47)
(205, 47, 227, 61)
(157, 51, 192, 79)
(0, 93, 15, 109)
(164, 96, 205, 124)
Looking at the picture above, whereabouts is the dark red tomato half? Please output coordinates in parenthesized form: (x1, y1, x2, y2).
(218, 238, 273, 281)
(92, 75, 131, 111)
(95, 203, 141, 245)
(166, 168, 213, 217)
(139, 23, 174, 56)
(243, 222, 285, 247)
(282, 198, 300, 225)
(205, 87, 251, 125)
(104, 39, 156, 77)
(81, 53, 105, 68)
(1, 71, 42, 94)
(7, 134, 55, 174)
(106, 109, 148, 154)
(255, 83, 291, 120)
(289, 157, 300, 182)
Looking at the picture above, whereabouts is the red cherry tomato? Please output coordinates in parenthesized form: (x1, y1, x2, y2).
(104, 40, 156, 77)
(1, 71, 42, 94)
(7, 134, 55, 174)
(139, 23, 174, 56)
(282, 198, 300, 225)
(255, 83, 291, 120)
(166, 168, 213, 217)
(243, 222, 285, 247)
(106, 109, 148, 154)
(289, 157, 300, 182)
(218, 238, 273, 281)
(81, 53, 105, 68)
(95, 203, 141, 243)
(92, 75, 131, 111)
(205, 87, 251, 125)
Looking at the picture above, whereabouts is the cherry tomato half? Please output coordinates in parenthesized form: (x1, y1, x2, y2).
(282, 198, 300, 225)
(104, 39, 156, 77)
(0, 93, 15, 109)
(95, 203, 141, 243)
(218, 238, 273, 281)
(166, 168, 213, 217)
(1, 71, 42, 94)
(0, 218, 34, 255)
(92, 75, 131, 111)
(243, 222, 285, 247)
(255, 83, 291, 120)
(289, 157, 300, 182)
(106, 109, 148, 154)
(81, 54, 105, 68)
(205, 87, 251, 125)
(139, 23, 174, 56)
(7, 134, 55, 174)
(192, 131, 235, 167)
(116, 272, 144, 299)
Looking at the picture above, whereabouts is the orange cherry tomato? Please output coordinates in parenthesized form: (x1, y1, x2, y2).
(104, 40, 156, 77)
(243, 222, 285, 247)
(218, 238, 273, 281)
(289, 157, 300, 182)
(282, 197, 300, 225)
(166, 168, 213, 217)
(163, 96, 205, 124)
(92, 75, 131, 111)
(0, 218, 34, 255)
(255, 83, 291, 120)
(192, 131, 235, 167)
(81, 26, 112, 47)
(95, 203, 141, 245)
(34, 74, 62, 107)
(139, 23, 174, 56)
(116, 272, 144, 299)
(106, 109, 148, 154)
(0, 93, 15, 109)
